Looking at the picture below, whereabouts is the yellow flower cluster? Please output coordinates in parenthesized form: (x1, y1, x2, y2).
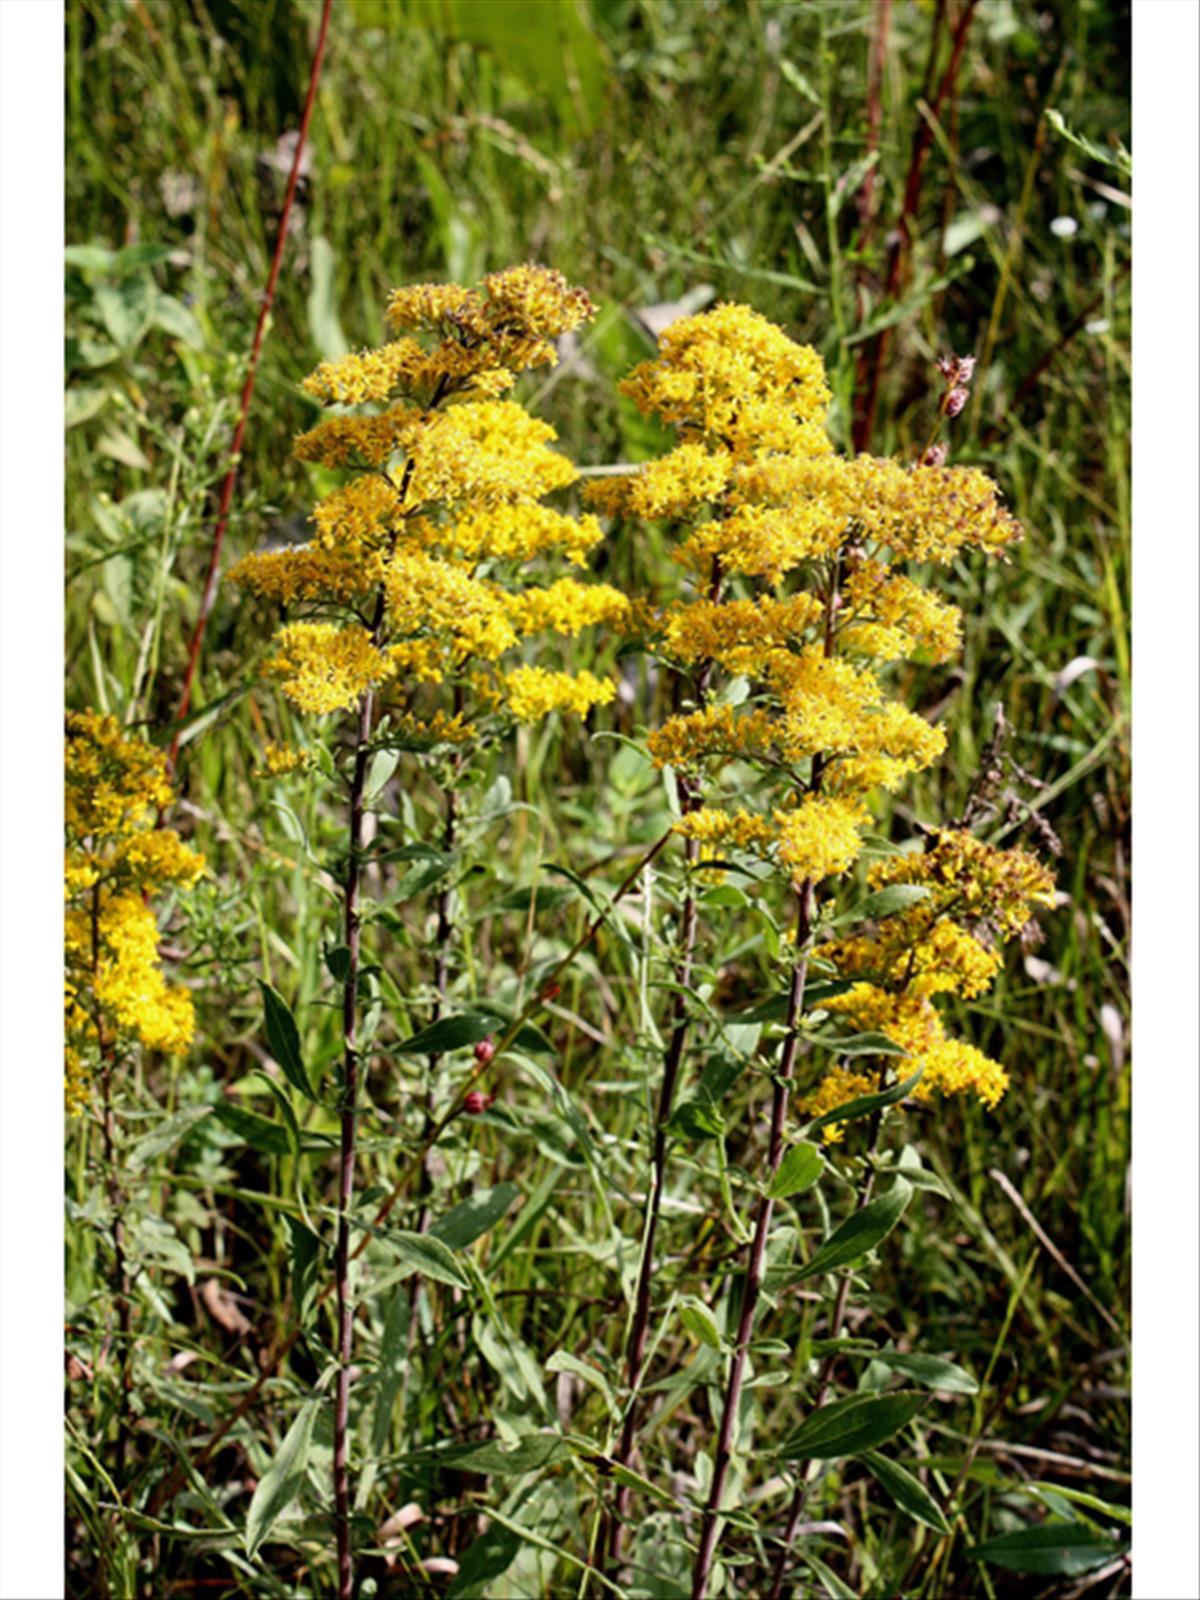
(64, 712, 204, 1112)
(231, 267, 626, 731)
(501, 665, 616, 723)
(257, 742, 315, 778)
(799, 830, 1054, 1131)
(595, 304, 1023, 904)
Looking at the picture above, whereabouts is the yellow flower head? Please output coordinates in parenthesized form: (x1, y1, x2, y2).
(64, 712, 204, 1112)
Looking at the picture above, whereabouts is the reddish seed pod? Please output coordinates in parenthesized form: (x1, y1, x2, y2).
(463, 1090, 492, 1115)
(539, 980, 561, 1003)
(474, 1037, 496, 1064)
(944, 387, 969, 418)
(921, 444, 949, 468)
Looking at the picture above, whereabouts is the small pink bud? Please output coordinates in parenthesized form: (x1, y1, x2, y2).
(944, 387, 968, 417)
(539, 980, 561, 1004)
(921, 444, 948, 468)
(935, 353, 957, 380)
(463, 1090, 491, 1115)
(473, 1037, 496, 1064)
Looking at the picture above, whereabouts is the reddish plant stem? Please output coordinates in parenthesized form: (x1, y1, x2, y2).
(852, 0, 980, 452)
(165, 0, 333, 775)
(691, 885, 816, 1600)
(333, 669, 375, 1600)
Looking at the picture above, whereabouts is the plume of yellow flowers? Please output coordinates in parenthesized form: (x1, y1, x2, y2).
(590, 302, 1044, 1120)
(64, 711, 205, 1114)
(229, 265, 635, 739)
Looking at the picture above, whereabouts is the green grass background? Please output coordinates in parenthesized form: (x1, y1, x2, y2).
(64, 1, 1130, 1595)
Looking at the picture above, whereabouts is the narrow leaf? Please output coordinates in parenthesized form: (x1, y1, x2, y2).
(806, 1066, 925, 1136)
(387, 1230, 471, 1289)
(971, 1524, 1125, 1577)
(854, 884, 933, 920)
(793, 1180, 913, 1279)
(429, 1184, 521, 1250)
(259, 982, 314, 1101)
(872, 1350, 979, 1395)
(395, 1012, 495, 1056)
(244, 1397, 320, 1557)
(780, 1391, 928, 1460)
(863, 1452, 952, 1534)
(678, 1296, 723, 1351)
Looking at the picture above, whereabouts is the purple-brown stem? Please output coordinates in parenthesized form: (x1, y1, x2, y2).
(333, 675, 375, 1600)
(691, 885, 816, 1600)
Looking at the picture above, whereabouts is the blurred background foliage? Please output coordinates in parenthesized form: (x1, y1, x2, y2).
(65, 1, 1130, 1595)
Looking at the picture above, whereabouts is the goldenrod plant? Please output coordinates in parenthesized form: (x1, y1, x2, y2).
(585, 305, 1052, 1595)
(229, 265, 636, 1597)
(64, 710, 205, 1492)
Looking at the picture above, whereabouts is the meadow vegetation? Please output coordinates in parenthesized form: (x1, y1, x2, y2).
(64, 2, 1130, 1595)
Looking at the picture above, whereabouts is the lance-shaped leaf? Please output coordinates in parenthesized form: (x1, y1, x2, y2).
(780, 1391, 927, 1460)
(863, 1451, 952, 1534)
(258, 982, 315, 1101)
(244, 1395, 320, 1557)
(791, 1179, 913, 1279)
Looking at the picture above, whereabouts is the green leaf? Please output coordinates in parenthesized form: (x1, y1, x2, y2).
(65, 385, 108, 429)
(780, 1391, 928, 1460)
(244, 1396, 320, 1557)
(253, 1073, 302, 1162)
(387, 1230, 471, 1289)
(872, 1350, 978, 1395)
(971, 1523, 1126, 1577)
(152, 295, 204, 347)
(115, 241, 173, 274)
(792, 1180, 913, 1280)
(94, 276, 155, 349)
(258, 982, 315, 1101)
(128, 1105, 211, 1168)
(285, 1216, 321, 1323)
(451, 1432, 570, 1476)
(446, 1522, 522, 1598)
(766, 1140, 825, 1199)
(545, 1350, 616, 1416)
(853, 884, 933, 921)
(806, 1066, 925, 1136)
(1018, 1484, 1131, 1528)
(65, 242, 116, 273)
(1045, 107, 1132, 178)
(395, 1011, 495, 1056)
(213, 1101, 292, 1156)
(429, 1184, 522, 1250)
(678, 1296, 723, 1351)
(863, 1452, 952, 1534)
(804, 1030, 910, 1058)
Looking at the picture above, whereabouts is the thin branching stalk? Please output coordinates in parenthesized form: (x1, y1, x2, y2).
(765, 1099, 888, 1600)
(333, 672, 376, 1600)
(148, 829, 675, 1521)
(165, 0, 333, 774)
(691, 884, 816, 1600)
(608, 566, 723, 1567)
